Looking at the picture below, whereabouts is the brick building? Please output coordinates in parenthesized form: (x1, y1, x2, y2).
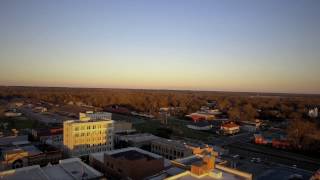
(90, 147, 165, 180)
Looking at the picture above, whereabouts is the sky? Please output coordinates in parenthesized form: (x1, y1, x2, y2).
(0, 0, 320, 94)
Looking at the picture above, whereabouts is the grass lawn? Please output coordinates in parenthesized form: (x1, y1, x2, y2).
(133, 117, 214, 142)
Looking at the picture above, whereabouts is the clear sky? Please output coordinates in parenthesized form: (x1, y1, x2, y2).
(0, 0, 319, 94)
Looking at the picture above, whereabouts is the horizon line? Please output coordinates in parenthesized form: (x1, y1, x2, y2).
(1, 85, 320, 97)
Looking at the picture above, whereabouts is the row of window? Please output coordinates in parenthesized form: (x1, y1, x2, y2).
(151, 144, 185, 159)
(74, 131, 111, 137)
(74, 147, 112, 155)
(75, 142, 113, 147)
(74, 124, 112, 131)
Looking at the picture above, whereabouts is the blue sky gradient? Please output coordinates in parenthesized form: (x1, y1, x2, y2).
(0, 0, 319, 93)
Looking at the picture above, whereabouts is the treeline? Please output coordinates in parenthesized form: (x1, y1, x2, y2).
(1, 86, 320, 118)
(1, 86, 320, 152)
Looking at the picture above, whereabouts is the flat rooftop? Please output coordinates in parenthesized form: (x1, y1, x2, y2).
(111, 150, 157, 161)
(106, 147, 163, 160)
(164, 169, 250, 180)
(152, 138, 187, 149)
(64, 119, 113, 124)
(149, 167, 250, 180)
(0, 135, 28, 146)
(90, 147, 171, 167)
(117, 133, 160, 143)
(0, 158, 103, 180)
(2, 145, 42, 156)
(175, 155, 224, 167)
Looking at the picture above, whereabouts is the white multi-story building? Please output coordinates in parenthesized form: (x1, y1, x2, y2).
(64, 112, 114, 157)
(308, 107, 318, 118)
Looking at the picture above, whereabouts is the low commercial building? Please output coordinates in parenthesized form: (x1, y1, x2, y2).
(4, 111, 22, 117)
(115, 133, 160, 149)
(239, 120, 262, 132)
(0, 142, 63, 171)
(114, 120, 133, 133)
(0, 135, 28, 146)
(31, 128, 63, 148)
(187, 121, 213, 131)
(26, 150, 62, 167)
(33, 106, 47, 113)
(105, 105, 131, 115)
(186, 113, 215, 122)
(254, 130, 290, 149)
(0, 158, 103, 180)
(308, 107, 319, 118)
(220, 122, 240, 135)
(151, 139, 193, 160)
(151, 138, 213, 160)
(89, 147, 165, 180)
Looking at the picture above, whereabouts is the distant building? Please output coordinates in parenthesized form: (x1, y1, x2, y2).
(220, 122, 240, 135)
(187, 121, 213, 131)
(131, 111, 155, 118)
(254, 130, 289, 149)
(105, 105, 131, 115)
(8, 102, 24, 109)
(200, 107, 222, 115)
(207, 100, 218, 109)
(63, 112, 114, 157)
(4, 110, 22, 117)
(79, 111, 112, 121)
(0, 142, 62, 171)
(308, 107, 318, 118)
(151, 138, 193, 160)
(115, 133, 160, 149)
(114, 120, 133, 133)
(0, 135, 28, 146)
(89, 147, 165, 180)
(13, 102, 24, 108)
(186, 113, 215, 122)
(151, 138, 213, 160)
(31, 127, 63, 148)
(33, 106, 47, 113)
(239, 120, 262, 132)
(0, 158, 103, 180)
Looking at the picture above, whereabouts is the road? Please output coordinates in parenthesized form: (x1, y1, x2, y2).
(227, 142, 320, 172)
(207, 132, 253, 146)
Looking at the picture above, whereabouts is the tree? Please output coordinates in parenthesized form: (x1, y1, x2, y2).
(242, 103, 257, 122)
(219, 98, 231, 111)
(287, 119, 317, 150)
(228, 108, 241, 121)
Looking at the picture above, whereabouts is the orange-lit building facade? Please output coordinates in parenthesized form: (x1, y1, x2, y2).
(63, 117, 114, 157)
